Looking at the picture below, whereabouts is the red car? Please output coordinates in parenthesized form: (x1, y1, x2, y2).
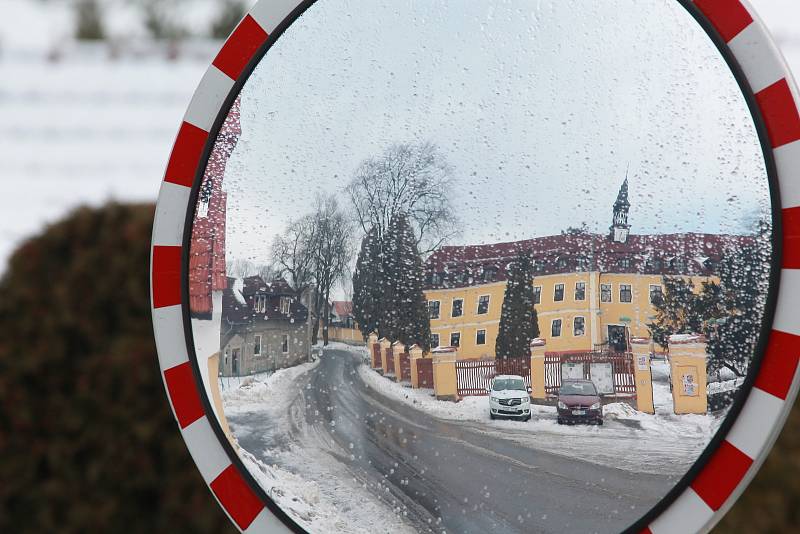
(556, 379, 603, 425)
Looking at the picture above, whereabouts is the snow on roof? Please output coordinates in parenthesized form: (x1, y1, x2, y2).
(232, 278, 246, 306)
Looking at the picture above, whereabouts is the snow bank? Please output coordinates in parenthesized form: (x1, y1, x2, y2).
(221, 355, 416, 533)
(357, 350, 723, 475)
(220, 360, 319, 416)
(239, 447, 416, 534)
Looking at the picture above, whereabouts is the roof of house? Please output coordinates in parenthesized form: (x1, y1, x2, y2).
(424, 232, 753, 290)
(331, 301, 354, 317)
(222, 275, 308, 325)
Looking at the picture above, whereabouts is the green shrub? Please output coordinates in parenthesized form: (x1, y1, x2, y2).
(0, 203, 235, 534)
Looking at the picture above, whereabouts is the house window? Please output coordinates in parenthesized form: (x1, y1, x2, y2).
(483, 266, 497, 282)
(533, 286, 542, 305)
(450, 332, 461, 347)
(431, 272, 444, 286)
(551, 319, 562, 337)
(620, 284, 633, 303)
(618, 257, 631, 269)
(534, 259, 544, 273)
(477, 295, 490, 315)
(576, 256, 590, 271)
(280, 297, 291, 315)
(575, 282, 586, 301)
(573, 317, 585, 337)
(649, 284, 663, 304)
(476, 329, 486, 345)
(431, 333, 440, 348)
(255, 294, 267, 313)
(601, 284, 612, 303)
(451, 298, 464, 318)
(281, 334, 289, 353)
(554, 284, 565, 302)
(557, 257, 568, 269)
(254, 335, 262, 356)
(428, 300, 440, 319)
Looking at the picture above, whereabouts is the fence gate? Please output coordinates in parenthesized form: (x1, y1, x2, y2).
(456, 359, 496, 396)
(455, 357, 532, 396)
(399, 352, 411, 381)
(416, 358, 434, 388)
(544, 352, 636, 396)
(371, 343, 381, 368)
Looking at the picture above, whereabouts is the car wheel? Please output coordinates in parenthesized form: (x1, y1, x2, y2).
(557, 417, 563, 425)
(598, 419, 604, 426)
(490, 413, 496, 420)
(526, 414, 531, 422)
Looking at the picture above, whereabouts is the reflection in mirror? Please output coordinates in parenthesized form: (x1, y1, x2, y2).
(187, 1, 774, 532)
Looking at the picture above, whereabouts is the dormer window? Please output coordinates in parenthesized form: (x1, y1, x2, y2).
(280, 297, 291, 315)
(254, 294, 267, 313)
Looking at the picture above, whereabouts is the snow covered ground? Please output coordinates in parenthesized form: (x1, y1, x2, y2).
(0, 0, 798, 274)
(219, 358, 417, 534)
(357, 349, 723, 476)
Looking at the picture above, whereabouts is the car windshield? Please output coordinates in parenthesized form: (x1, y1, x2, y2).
(560, 382, 597, 396)
(493, 378, 525, 391)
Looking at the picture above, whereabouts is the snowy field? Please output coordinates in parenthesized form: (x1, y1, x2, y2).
(0, 0, 799, 274)
(220, 357, 417, 534)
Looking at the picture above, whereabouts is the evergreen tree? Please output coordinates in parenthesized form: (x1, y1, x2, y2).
(382, 214, 432, 352)
(352, 227, 384, 339)
(647, 277, 712, 350)
(705, 227, 771, 376)
(495, 250, 540, 360)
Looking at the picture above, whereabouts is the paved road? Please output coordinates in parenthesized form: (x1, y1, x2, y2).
(231, 349, 673, 533)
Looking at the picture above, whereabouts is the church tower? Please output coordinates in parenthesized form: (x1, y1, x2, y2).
(610, 178, 631, 243)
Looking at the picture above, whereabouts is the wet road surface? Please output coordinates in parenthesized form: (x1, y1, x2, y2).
(231, 349, 673, 533)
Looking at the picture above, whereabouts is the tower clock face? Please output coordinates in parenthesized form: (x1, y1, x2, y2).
(151, 1, 800, 533)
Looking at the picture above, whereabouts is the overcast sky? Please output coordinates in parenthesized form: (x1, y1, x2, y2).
(222, 0, 772, 267)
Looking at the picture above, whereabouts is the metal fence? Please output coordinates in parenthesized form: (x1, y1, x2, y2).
(456, 357, 531, 396)
(544, 351, 635, 396)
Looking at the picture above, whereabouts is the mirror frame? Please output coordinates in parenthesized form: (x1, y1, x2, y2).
(150, 1, 800, 532)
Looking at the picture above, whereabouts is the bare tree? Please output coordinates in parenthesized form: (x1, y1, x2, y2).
(345, 141, 458, 255)
(309, 195, 355, 344)
(228, 258, 256, 279)
(271, 217, 317, 295)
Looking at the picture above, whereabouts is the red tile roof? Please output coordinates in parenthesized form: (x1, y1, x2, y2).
(331, 301, 354, 317)
(424, 232, 754, 289)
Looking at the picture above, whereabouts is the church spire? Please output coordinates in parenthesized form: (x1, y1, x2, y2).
(610, 176, 631, 243)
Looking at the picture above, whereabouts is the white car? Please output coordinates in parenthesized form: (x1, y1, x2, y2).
(488, 375, 532, 421)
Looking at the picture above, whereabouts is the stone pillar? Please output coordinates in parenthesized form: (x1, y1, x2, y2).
(668, 335, 708, 415)
(432, 347, 459, 401)
(393, 341, 406, 381)
(631, 339, 655, 414)
(530, 339, 547, 400)
(379, 337, 391, 375)
(409, 344, 424, 388)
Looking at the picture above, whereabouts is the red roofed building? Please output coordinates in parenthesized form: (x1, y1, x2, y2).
(188, 96, 242, 319)
(422, 180, 755, 358)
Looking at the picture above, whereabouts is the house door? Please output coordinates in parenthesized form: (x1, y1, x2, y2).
(608, 325, 628, 353)
(232, 348, 240, 375)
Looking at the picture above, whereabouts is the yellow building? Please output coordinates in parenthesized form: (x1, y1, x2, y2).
(423, 180, 750, 359)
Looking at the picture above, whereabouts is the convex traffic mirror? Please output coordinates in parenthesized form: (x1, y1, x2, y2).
(151, 1, 800, 533)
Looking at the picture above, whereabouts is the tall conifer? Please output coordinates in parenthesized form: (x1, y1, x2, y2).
(495, 250, 539, 359)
